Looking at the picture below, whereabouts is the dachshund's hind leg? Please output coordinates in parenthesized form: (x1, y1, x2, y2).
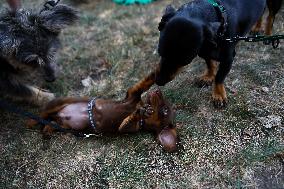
(26, 112, 49, 129)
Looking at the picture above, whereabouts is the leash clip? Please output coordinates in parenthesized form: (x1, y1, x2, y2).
(272, 39, 280, 49)
(41, 0, 60, 12)
(82, 133, 102, 138)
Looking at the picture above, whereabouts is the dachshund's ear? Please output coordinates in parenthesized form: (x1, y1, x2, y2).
(119, 114, 140, 133)
(158, 5, 176, 31)
(157, 127, 178, 152)
(39, 5, 79, 33)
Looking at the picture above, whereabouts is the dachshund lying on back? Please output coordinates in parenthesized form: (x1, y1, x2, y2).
(155, 0, 267, 108)
(27, 72, 178, 152)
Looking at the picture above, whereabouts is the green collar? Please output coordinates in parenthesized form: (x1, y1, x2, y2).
(207, 0, 225, 13)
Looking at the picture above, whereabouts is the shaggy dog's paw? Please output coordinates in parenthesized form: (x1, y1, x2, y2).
(29, 86, 55, 106)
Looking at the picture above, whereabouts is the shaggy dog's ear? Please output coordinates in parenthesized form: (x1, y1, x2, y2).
(38, 5, 79, 33)
(158, 5, 176, 31)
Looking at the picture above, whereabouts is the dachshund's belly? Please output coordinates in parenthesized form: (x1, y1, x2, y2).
(58, 103, 89, 130)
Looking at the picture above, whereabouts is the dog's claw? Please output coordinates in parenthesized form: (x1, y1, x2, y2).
(212, 98, 227, 108)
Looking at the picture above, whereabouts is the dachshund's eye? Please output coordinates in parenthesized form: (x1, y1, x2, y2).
(162, 107, 169, 116)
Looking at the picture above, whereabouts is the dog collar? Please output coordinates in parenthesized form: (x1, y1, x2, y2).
(87, 98, 97, 129)
(139, 119, 145, 129)
(208, 0, 228, 38)
(207, 0, 225, 13)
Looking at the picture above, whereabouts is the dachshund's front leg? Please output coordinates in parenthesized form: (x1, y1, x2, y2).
(119, 105, 154, 133)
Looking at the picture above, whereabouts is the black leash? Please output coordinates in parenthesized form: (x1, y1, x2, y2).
(207, 0, 283, 49)
(224, 35, 284, 49)
(0, 99, 95, 138)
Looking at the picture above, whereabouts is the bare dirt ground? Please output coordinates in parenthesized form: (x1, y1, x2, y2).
(0, 0, 283, 188)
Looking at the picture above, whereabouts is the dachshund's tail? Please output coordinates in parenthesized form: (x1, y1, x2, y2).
(126, 71, 156, 100)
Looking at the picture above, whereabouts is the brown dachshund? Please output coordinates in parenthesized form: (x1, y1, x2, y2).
(27, 72, 178, 152)
(252, 0, 283, 35)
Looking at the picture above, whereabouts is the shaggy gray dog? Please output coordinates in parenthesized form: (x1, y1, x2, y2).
(0, 3, 78, 105)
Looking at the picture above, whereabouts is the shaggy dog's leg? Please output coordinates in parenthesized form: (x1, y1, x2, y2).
(27, 86, 55, 105)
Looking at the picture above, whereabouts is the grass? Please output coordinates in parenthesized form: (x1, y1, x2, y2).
(0, 0, 284, 188)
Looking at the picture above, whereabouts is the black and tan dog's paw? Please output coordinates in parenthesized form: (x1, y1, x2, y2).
(212, 83, 227, 108)
(212, 94, 227, 108)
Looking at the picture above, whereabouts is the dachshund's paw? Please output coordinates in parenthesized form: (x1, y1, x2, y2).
(212, 83, 227, 108)
(119, 115, 140, 133)
(26, 119, 38, 128)
(195, 75, 214, 87)
(42, 125, 55, 136)
(140, 104, 154, 118)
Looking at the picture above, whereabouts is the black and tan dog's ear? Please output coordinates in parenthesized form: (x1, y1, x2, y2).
(118, 113, 140, 133)
(39, 5, 79, 33)
(157, 127, 178, 152)
(203, 22, 221, 48)
(158, 5, 176, 31)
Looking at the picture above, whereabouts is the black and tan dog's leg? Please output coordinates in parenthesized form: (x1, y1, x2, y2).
(212, 82, 227, 108)
(196, 59, 218, 87)
(265, 0, 282, 35)
(251, 16, 263, 34)
(212, 45, 235, 108)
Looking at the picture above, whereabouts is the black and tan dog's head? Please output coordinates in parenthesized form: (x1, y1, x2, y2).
(143, 88, 178, 152)
(156, 5, 213, 86)
(0, 3, 78, 82)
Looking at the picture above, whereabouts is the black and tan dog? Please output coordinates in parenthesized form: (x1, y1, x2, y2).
(252, 0, 283, 35)
(0, 0, 78, 105)
(27, 72, 178, 152)
(155, 0, 267, 108)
